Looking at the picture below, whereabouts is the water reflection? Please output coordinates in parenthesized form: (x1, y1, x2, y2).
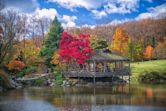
(0, 85, 166, 111)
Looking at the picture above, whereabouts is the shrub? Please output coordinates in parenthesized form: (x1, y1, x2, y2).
(8, 60, 25, 73)
(17, 66, 37, 77)
(54, 71, 64, 85)
(139, 71, 166, 84)
(33, 79, 44, 86)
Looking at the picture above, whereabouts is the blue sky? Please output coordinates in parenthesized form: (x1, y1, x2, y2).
(3, 0, 166, 28)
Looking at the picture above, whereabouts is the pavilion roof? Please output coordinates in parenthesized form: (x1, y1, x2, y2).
(88, 50, 129, 62)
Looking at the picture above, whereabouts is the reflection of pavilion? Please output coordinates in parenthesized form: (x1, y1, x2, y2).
(53, 85, 131, 110)
(63, 50, 131, 84)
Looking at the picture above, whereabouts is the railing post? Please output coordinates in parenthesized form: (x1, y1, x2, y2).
(93, 61, 96, 85)
(129, 61, 131, 84)
(103, 62, 106, 72)
(93, 61, 96, 72)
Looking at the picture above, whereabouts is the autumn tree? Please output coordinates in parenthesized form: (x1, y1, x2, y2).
(28, 16, 51, 46)
(128, 37, 134, 61)
(51, 50, 60, 65)
(40, 17, 63, 69)
(59, 32, 93, 65)
(128, 38, 144, 61)
(153, 37, 166, 59)
(144, 45, 154, 60)
(0, 2, 13, 88)
(110, 27, 129, 56)
(13, 39, 41, 66)
(37, 17, 51, 40)
(90, 35, 108, 49)
(8, 60, 25, 74)
(144, 36, 156, 48)
(51, 50, 67, 72)
(0, 10, 27, 65)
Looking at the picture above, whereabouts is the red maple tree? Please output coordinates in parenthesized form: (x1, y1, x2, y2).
(59, 32, 93, 64)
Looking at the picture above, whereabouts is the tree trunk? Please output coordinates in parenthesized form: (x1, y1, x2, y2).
(0, 65, 12, 89)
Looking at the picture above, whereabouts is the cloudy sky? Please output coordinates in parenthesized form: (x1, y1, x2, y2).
(3, 0, 166, 28)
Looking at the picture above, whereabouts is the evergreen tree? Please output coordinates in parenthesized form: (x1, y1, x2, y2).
(40, 17, 63, 69)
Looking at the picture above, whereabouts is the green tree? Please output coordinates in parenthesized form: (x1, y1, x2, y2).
(90, 36, 108, 49)
(128, 39, 144, 61)
(128, 37, 134, 61)
(40, 17, 63, 69)
(145, 36, 156, 48)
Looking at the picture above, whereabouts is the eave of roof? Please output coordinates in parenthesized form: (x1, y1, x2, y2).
(88, 50, 130, 62)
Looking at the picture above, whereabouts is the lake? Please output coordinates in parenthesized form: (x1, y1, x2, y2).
(0, 84, 166, 111)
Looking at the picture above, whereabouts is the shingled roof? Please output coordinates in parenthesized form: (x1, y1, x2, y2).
(88, 50, 129, 62)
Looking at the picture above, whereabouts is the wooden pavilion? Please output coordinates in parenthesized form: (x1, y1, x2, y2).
(63, 50, 131, 83)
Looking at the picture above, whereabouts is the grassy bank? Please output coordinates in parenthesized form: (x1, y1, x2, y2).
(131, 60, 166, 84)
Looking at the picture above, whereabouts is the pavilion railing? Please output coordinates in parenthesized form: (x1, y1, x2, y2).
(63, 68, 130, 78)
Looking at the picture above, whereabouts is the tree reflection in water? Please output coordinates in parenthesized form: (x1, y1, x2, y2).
(0, 85, 166, 111)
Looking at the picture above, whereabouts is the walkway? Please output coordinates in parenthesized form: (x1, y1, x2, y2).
(16, 73, 53, 82)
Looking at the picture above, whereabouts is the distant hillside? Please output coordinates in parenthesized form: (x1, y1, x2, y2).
(66, 17, 166, 42)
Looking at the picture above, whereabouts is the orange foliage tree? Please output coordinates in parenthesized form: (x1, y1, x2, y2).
(111, 27, 129, 56)
(144, 45, 154, 60)
(8, 60, 25, 73)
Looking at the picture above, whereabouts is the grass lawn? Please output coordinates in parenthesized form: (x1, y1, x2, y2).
(131, 60, 166, 84)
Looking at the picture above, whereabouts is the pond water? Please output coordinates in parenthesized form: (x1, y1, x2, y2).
(0, 84, 166, 111)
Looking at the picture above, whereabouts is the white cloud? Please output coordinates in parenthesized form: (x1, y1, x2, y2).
(81, 24, 96, 29)
(136, 3, 166, 20)
(92, 0, 140, 18)
(48, 0, 104, 10)
(25, 8, 77, 28)
(107, 19, 131, 26)
(92, 10, 107, 18)
(31, 9, 78, 28)
(34, 8, 58, 20)
(4, 0, 39, 13)
(60, 15, 77, 28)
(48, 0, 140, 18)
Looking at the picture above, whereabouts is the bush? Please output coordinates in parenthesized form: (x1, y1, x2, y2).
(17, 66, 37, 77)
(8, 60, 25, 74)
(139, 71, 166, 84)
(33, 79, 45, 86)
(54, 71, 64, 85)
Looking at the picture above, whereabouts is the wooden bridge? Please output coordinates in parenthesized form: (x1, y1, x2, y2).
(16, 73, 53, 82)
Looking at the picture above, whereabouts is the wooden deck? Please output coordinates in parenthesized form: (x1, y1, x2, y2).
(63, 68, 130, 78)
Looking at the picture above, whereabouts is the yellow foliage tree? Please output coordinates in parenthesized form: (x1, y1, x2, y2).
(13, 39, 41, 66)
(51, 51, 60, 65)
(51, 51, 67, 71)
(110, 27, 129, 56)
(89, 35, 99, 49)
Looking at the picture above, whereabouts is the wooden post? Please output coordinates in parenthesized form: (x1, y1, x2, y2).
(129, 61, 131, 84)
(114, 61, 116, 72)
(93, 61, 96, 85)
(103, 62, 106, 72)
(93, 76, 96, 85)
(94, 61, 96, 72)
(129, 61, 131, 75)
